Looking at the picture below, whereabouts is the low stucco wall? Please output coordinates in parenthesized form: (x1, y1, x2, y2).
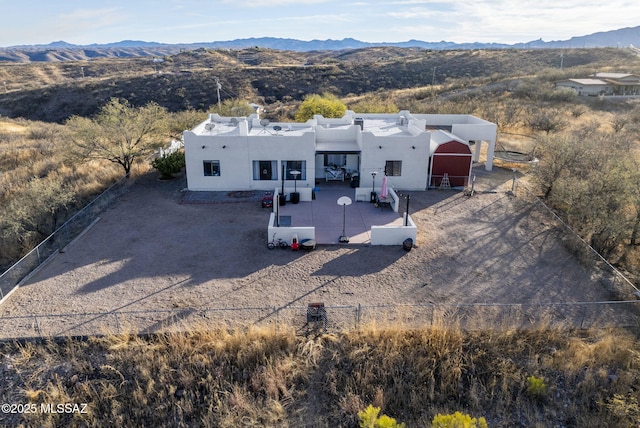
(370, 214, 417, 246)
(354, 187, 400, 211)
(268, 213, 315, 244)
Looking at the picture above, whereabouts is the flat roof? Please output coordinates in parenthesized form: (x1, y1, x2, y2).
(561, 78, 609, 86)
(191, 111, 495, 139)
(196, 121, 241, 136)
(247, 123, 313, 137)
(354, 117, 413, 136)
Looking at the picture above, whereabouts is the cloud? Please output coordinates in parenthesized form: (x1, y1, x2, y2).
(51, 8, 128, 38)
(219, 0, 331, 6)
(380, 0, 640, 43)
(1, 0, 638, 47)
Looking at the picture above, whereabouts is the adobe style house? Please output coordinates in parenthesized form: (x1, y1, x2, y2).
(182, 110, 497, 193)
(555, 73, 640, 96)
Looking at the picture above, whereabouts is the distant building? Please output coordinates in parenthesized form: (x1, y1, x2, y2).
(556, 73, 640, 96)
(182, 110, 497, 192)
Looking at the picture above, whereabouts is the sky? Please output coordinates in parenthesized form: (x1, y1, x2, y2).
(1, 0, 638, 47)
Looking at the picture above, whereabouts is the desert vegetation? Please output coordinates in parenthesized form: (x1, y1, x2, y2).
(2, 46, 640, 424)
(1, 325, 640, 426)
(0, 118, 123, 269)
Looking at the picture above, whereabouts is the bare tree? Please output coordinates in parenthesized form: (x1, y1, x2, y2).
(526, 108, 568, 134)
(534, 131, 638, 258)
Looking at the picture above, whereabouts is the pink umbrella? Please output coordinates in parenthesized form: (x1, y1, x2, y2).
(380, 175, 388, 198)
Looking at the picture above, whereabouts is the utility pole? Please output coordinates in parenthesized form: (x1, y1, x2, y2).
(80, 66, 84, 78)
(215, 77, 222, 110)
(431, 66, 436, 85)
(560, 54, 564, 71)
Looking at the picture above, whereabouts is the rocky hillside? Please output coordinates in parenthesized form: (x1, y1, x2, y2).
(1, 47, 637, 123)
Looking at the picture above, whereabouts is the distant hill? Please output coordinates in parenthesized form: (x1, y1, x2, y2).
(1, 26, 639, 63)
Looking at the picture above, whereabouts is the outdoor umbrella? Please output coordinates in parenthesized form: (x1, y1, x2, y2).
(381, 175, 388, 198)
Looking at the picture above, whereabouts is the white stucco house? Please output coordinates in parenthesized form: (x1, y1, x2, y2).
(182, 110, 497, 194)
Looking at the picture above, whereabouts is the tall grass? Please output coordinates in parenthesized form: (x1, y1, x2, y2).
(1, 325, 639, 427)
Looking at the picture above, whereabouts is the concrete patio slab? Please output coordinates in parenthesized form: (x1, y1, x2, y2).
(278, 182, 403, 244)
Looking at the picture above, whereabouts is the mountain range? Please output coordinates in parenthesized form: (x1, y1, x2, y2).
(1, 25, 639, 63)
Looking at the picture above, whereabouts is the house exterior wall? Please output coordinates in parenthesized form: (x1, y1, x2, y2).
(184, 129, 316, 191)
(183, 111, 496, 192)
(359, 131, 429, 191)
(555, 80, 610, 96)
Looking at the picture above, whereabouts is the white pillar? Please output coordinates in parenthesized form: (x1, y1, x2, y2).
(485, 139, 495, 171)
(473, 140, 482, 162)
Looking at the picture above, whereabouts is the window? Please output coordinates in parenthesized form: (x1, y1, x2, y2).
(324, 154, 346, 168)
(203, 160, 220, 176)
(283, 160, 307, 180)
(385, 160, 402, 176)
(252, 160, 278, 180)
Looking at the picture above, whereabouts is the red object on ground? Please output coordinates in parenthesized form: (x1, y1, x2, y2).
(261, 191, 273, 208)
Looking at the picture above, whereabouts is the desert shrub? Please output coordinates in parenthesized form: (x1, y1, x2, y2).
(570, 105, 586, 117)
(151, 150, 185, 179)
(542, 87, 577, 103)
(208, 98, 256, 117)
(526, 375, 547, 400)
(431, 411, 488, 428)
(525, 107, 568, 134)
(350, 94, 399, 113)
(358, 405, 405, 428)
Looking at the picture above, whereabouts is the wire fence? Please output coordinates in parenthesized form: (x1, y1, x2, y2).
(2, 176, 640, 340)
(513, 180, 640, 300)
(2, 301, 640, 340)
(0, 176, 131, 302)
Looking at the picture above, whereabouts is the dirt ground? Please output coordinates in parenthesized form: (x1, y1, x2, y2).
(1, 165, 637, 338)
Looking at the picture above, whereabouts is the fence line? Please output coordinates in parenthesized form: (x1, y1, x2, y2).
(2, 301, 640, 340)
(3, 175, 640, 340)
(0, 175, 131, 303)
(513, 180, 640, 298)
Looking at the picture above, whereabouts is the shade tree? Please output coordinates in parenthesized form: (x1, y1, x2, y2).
(66, 98, 169, 177)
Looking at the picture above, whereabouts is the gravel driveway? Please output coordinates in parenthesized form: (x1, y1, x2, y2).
(1, 167, 638, 338)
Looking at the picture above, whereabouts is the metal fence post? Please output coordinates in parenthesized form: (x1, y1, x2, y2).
(34, 315, 42, 338)
(274, 306, 278, 333)
(113, 312, 121, 334)
(356, 304, 361, 329)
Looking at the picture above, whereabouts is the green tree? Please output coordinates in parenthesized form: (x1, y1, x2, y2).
(295, 93, 347, 121)
(67, 98, 169, 177)
(167, 109, 206, 140)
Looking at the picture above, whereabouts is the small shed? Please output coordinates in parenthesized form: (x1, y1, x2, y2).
(428, 130, 473, 188)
